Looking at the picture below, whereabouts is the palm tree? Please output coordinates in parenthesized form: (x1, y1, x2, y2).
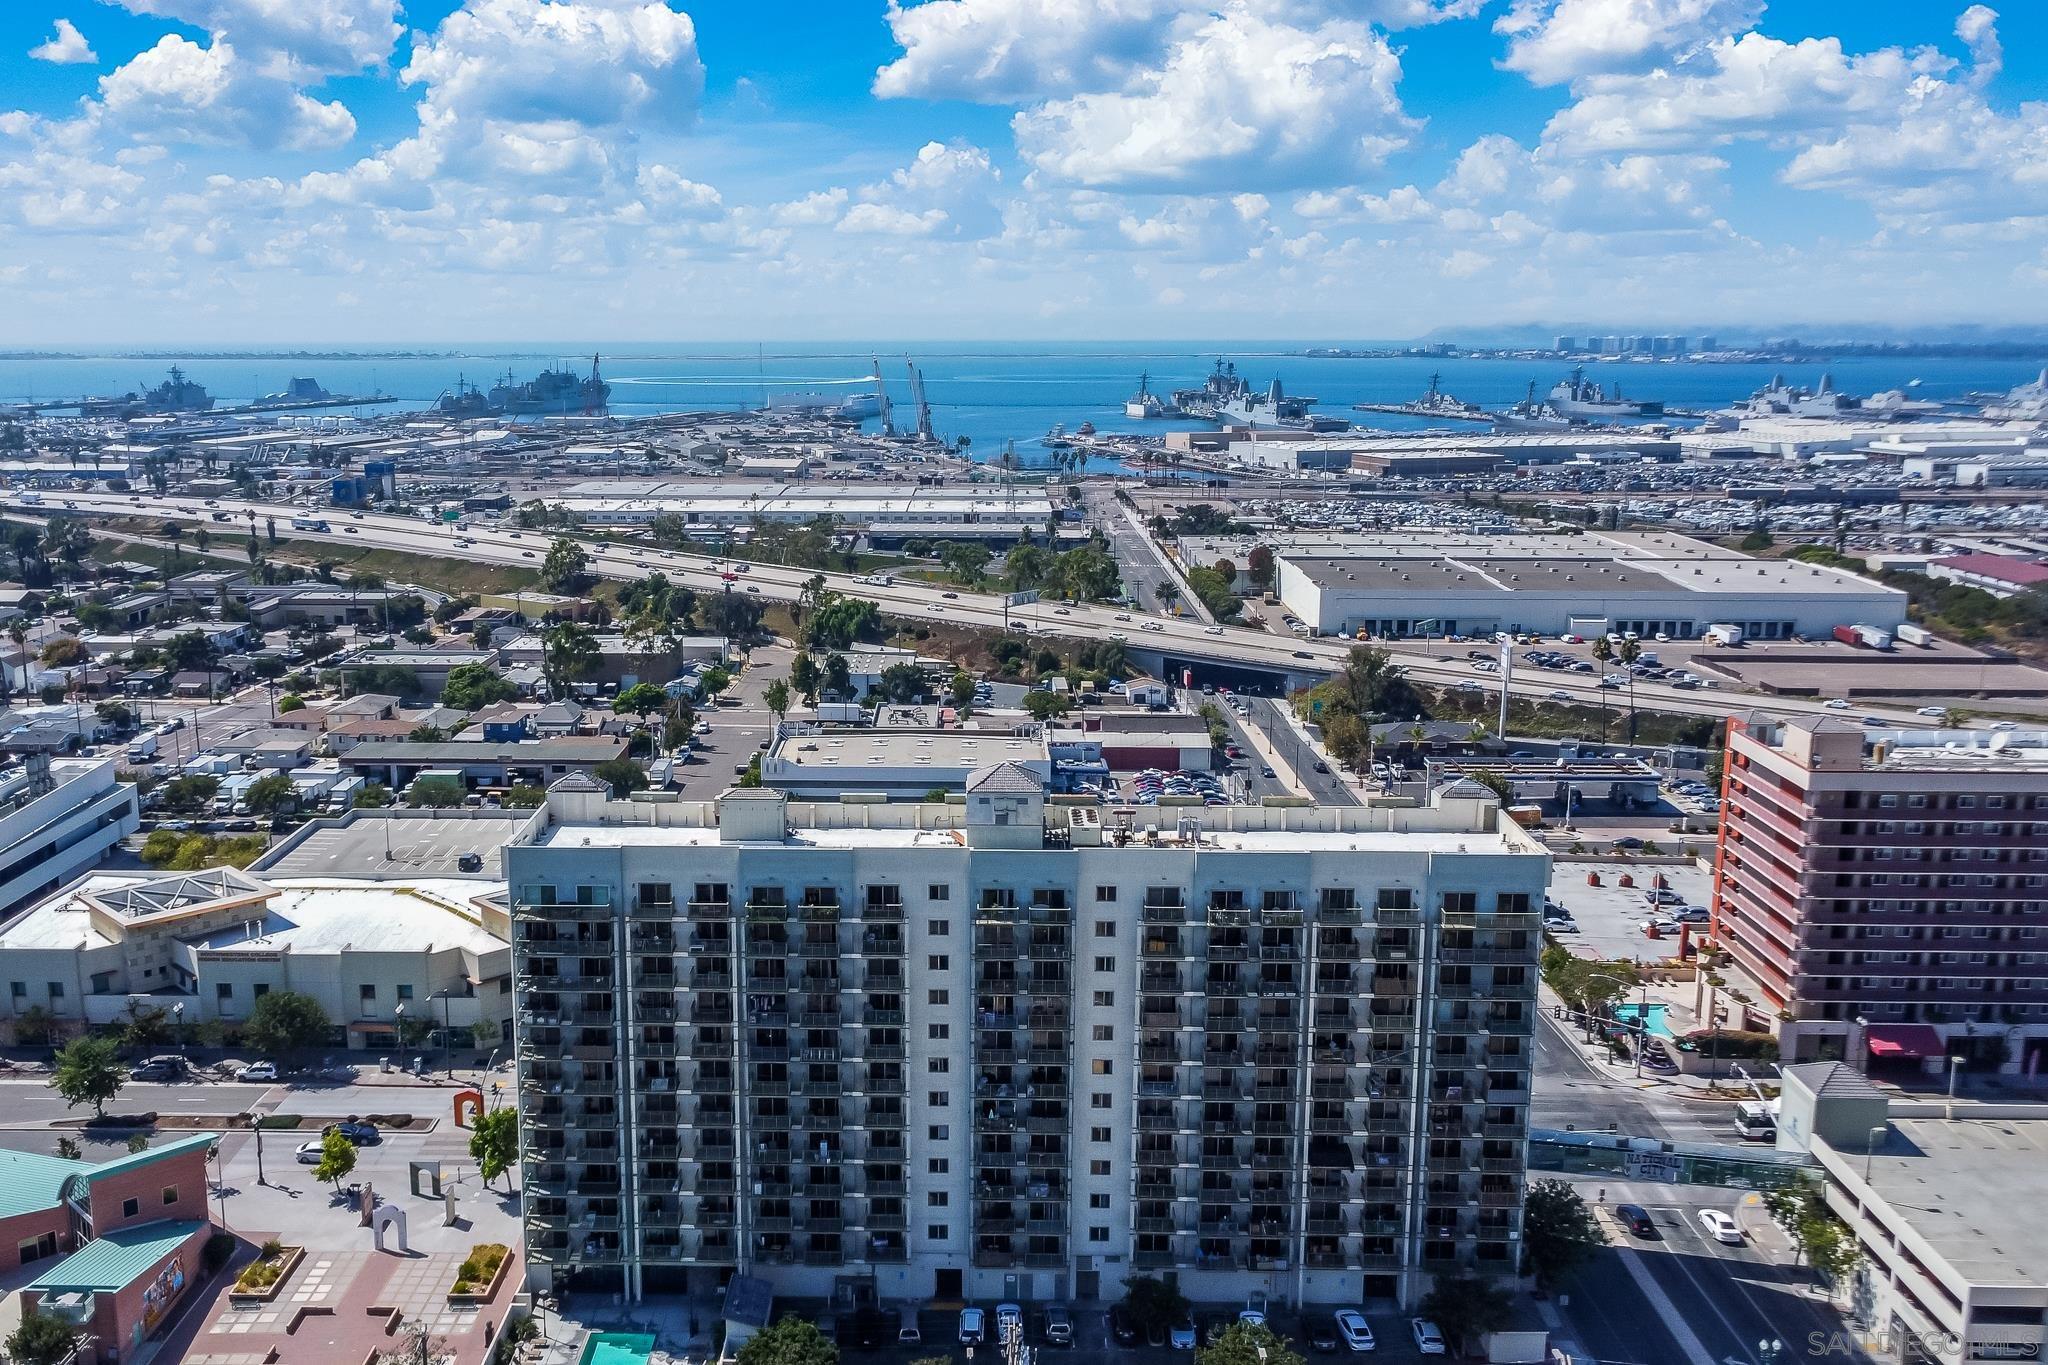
(1617, 638, 1642, 743)
(1591, 635, 1614, 665)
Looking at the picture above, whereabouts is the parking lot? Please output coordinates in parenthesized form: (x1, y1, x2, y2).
(1545, 856, 1717, 966)
(869, 1302, 1449, 1365)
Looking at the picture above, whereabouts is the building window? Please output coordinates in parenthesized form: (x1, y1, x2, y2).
(216, 983, 233, 1000)
(1091, 1127, 1111, 1143)
(1091, 1092, 1111, 1109)
(46, 982, 62, 999)
(1089, 1227, 1110, 1243)
(1092, 990, 1114, 1008)
(1093, 956, 1116, 973)
(162, 1186, 177, 1205)
(928, 918, 950, 936)
(1090, 1160, 1111, 1177)
(122, 1198, 139, 1218)
(929, 1158, 949, 1174)
(929, 1023, 950, 1040)
(1090, 1195, 1111, 1211)
(1092, 1025, 1113, 1042)
(1091, 1059, 1113, 1075)
(927, 1191, 949, 1207)
(1094, 887, 1117, 904)
(396, 984, 415, 1001)
(1094, 919, 1116, 938)
(928, 1058, 950, 1074)
(928, 989, 949, 1006)
(359, 984, 376, 1002)
(928, 1125, 949, 1141)
(8, 983, 22, 999)
(928, 955, 949, 971)
(927, 1225, 948, 1241)
(928, 1091, 949, 1107)
(928, 884, 950, 901)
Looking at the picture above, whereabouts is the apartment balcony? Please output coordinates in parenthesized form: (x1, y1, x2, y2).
(862, 898, 905, 921)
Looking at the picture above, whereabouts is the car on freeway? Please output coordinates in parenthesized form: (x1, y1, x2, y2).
(1824, 698, 1851, 709)
(1334, 1310, 1375, 1351)
(941, 591, 959, 599)
(1292, 650, 1313, 658)
(1108, 631, 1128, 642)
(746, 585, 760, 593)
(237, 1061, 278, 1082)
(295, 1140, 326, 1164)
(1616, 1203, 1657, 1237)
(1698, 1209, 1744, 1245)
(1113, 612, 1131, 622)
(1410, 1319, 1445, 1355)
(1916, 706, 1947, 718)
(1205, 626, 1224, 636)
(958, 1309, 985, 1346)
(521, 550, 535, 558)
(1548, 690, 1572, 701)
(1862, 715, 1889, 727)
(1053, 608, 1071, 616)
(1141, 621, 1165, 633)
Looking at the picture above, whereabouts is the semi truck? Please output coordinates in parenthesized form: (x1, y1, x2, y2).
(289, 516, 330, 532)
(1895, 622, 1935, 648)
(1834, 623, 1894, 650)
(1703, 623, 1743, 646)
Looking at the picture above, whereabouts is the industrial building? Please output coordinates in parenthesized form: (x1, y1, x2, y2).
(540, 481, 1058, 542)
(1274, 532, 1906, 641)
(506, 772, 1547, 1308)
(1711, 716, 2048, 1072)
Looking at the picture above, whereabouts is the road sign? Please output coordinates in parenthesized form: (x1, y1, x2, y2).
(1004, 590, 1039, 607)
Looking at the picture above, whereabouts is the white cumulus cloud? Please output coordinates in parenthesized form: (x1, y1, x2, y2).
(98, 34, 357, 150)
(837, 203, 948, 235)
(30, 19, 97, 65)
(110, 0, 401, 78)
(1494, 0, 1762, 86)
(1012, 6, 1413, 192)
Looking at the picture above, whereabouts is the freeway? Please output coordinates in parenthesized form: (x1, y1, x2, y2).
(40, 490, 1952, 729)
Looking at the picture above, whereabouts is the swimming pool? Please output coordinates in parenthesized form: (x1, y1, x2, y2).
(1612, 1001, 1678, 1040)
(579, 1333, 656, 1365)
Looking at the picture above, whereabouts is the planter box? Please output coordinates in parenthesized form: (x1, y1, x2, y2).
(447, 1246, 513, 1306)
(230, 1245, 305, 1304)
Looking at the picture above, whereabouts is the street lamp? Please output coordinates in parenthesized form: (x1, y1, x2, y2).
(172, 1002, 185, 1063)
(393, 1001, 407, 1062)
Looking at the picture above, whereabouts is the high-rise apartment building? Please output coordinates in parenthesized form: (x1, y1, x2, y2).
(1713, 716, 2048, 1071)
(506, 771, 1548, 1308)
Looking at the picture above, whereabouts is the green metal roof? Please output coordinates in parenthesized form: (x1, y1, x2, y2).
(29, 1220, 207, 1294)
(0, 1149, 91, 1220)
(81, 1132, 220, 1187)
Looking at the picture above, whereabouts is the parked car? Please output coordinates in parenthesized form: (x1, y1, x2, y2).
(1334, 1310, 1375, 1352)
(1698, 1209, 1744, 1245)
(323, 1120, 380, 1145)
(996, 1305, 1023, 1341)
(129, 1057, 186, 1081)
(1616, 1203, 1657, 1237)
(237, 1061, 278, 1082)
(958, 1309, 985, 1346)
(1306, 1316, 1339, 1353)
(1410, 1318, 1446, 1355)
(1169, 1317, 1198, 1351)
(1044, 1308, 1073, 1348)
(1108, 1305, 1139, 1346)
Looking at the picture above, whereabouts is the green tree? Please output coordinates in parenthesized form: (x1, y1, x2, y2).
(244, 772, 298, 816)
(821, 653, 852, 699)
(594, 758, 649, 798)
(702, 592, 766, 639)
(1245, 544, 1276, 592)
(355, 783, 392, 809)
(1740, 525, 1774, 552)
(541, 622, 600, 699)
(241, 990, 331, 1059)
(790, 652, 821, 701)
(949, 670, 975, 712)
(735, 1316, 837, 1365)
(53, 1035, 124, 1117)
(538, 536, 590, 593)
(161, 774, 221, 812)
(699, 665, 732, 697)
(501, 784, 547, 808)
(763, 678, 791, 719)
(613, 682, 671, 725)
(1196, 1323, 1298, 1365)
(1022, 691, 1070, 721)
(441, 662, 517, 711)
(1764, 1177, 1862, 1281)
(1119, 1276, 1188, 1339)
(938, 540, 991, 585)
(874, 662, 928, 704)
(5, 1309, 83, 1365)
(277, 693, 305, 713)
(1522, 1178, 1604, 1284)
(406, 775, 469, 807)
(313, 1128, 357, 1188)
(469, 1105, 520, 1191)
(1418, 1275, 1512, 1351)
(1591, 635, 1614, 665)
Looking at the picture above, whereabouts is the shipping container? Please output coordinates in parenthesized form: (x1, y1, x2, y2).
(1704, 622, 1743, 646)
(1852, 623, 1894, 651)
(1832, 624, 1863, 647)
(1895, 622, 1935, 648)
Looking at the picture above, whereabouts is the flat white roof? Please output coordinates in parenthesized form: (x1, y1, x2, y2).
(1831, 1117, 2048, 1290)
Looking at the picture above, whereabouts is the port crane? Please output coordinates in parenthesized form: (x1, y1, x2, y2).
(871, 357, 895, 438)
(904, 360, 934, 442)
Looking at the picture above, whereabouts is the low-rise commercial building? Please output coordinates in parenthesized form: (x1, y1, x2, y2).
(0, 813, 524, 1047)
(499, 632, 726, 687)
(1778, 1063, 2048, 1365)
(1712, 716, 2048, 1071)
(0, 758, 141, 922)
(337, 737, 627, 790)
(761, 726, 1052, 798)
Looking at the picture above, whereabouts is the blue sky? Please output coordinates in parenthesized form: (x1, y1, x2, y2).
(1, 0, 2044, 343)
